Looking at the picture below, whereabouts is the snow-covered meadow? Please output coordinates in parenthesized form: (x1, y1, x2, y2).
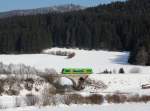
(87, 74, 150, 95)
(0, 47, 149, 74)
(0, 48, 150, 111)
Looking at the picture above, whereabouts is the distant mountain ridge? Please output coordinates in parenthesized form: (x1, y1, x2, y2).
(0, 4, 84, 18)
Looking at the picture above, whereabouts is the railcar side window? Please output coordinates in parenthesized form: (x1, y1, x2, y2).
(87, 69, 92, 72)
(65, 69, 70, 72)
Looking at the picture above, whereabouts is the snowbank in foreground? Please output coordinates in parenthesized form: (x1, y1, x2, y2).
(2, 103, 150, 111)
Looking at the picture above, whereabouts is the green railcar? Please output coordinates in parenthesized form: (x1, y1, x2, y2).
(62, 68, 93, 74)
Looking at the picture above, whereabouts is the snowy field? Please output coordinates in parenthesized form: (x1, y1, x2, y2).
(0, 47, 150, 74)
(84, 74, 150, 95)
(0, 48, 150, 111)
(0, 48, 150, 94)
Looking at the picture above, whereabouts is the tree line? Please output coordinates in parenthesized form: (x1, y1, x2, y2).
(0, 0, 150, 65)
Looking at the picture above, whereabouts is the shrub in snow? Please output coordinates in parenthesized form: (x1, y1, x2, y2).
(61, 94, 104, 105)
(0, 62, 42, 76)
(0, 79, 4, 95)
(0, 62, 6, 74)
(103, 69, 109, 74)
(62, 94, 81, 105)
(128, 94, 150, 103)
(25, 94, 39, 106)
(0, 62, 57, 77)
(13, 64, 40, 75)
(41, 87, 51, 106)
(102, 69, 112, 74)
(105, 94, 127, 103)
(24, 78, 34, 91)
(119, 68, 125, 74)
(67, 52, 75, 59)
(105, 94, 150, 104)
(56, 50, 67, 56)
(15, 97, 22, 107)
(43, 49, 75, 57)
(85, 94, 104, 104)
(2, 77, 21, 95)
(140, 95, 150, 103)
(41, 73, 60, 86)
(40, 68, 58, 83)
(7, 88, 20, 96)
(44, 68, 58, 75)
(127, 94, 140, 102)
(129, 67, 141, 73)
(39, 84, 57, 106)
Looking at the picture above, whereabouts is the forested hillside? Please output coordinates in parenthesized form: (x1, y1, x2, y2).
(0, 0, 150, 65)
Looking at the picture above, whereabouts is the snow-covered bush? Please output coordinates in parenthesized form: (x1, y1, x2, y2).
(0, 62, 11, 74)
(15, 97, 22, 107)
(24, 78, 34, 91)
(41, 71, 59, 85)
(102, 69, 112, 74)
(67, 52, 75, 59)
(105, 94, 127, 103)
(12, 64, 40, 75)
(85, 94, 104, 104)
(40, 94, 104, 105)
(0, 62, 59, 77)
(58, 94, 104, 105)
(105, 93, 150, 104)
(119, 68, 125, 74)
(127, 94, 140, 102)
(0, 62, 41, 75)
(3, 77, 21, 95)
(140, 95, 150, 103)
(40, 84, 56, 106)
(25, 94, 39, 106)
(44, 68, 58, 75)
(43, 49, 75, 57)
(0, 79, 4, 95)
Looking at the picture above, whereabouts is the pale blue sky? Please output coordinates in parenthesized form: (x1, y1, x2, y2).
(0, 0, 124, 12)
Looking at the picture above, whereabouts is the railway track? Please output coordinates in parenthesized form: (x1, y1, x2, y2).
(48, 74, 90, 77)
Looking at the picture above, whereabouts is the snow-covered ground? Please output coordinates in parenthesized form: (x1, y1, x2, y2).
(0, 48, 150, 111)
(0, 48, 150, 94)
(2, 103, 150, 111)
(87, 74, 150, 95)
(0, 47, 149, 74)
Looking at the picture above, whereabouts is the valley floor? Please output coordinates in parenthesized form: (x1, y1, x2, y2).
(0, 48, 150, 111)
(0, 47, 150, 74)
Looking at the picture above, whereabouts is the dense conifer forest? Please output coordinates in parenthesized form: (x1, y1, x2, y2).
(0, 0, 150, 65)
